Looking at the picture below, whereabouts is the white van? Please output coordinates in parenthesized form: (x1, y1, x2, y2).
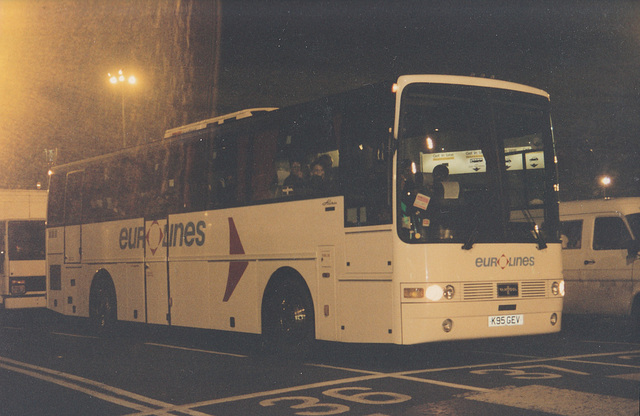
(559, 198, 640, 326)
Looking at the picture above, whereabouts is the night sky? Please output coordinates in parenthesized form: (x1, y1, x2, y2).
(1, 0, 639, 200)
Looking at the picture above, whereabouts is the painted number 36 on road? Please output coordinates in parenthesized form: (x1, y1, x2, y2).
(260, 387, 411, 415)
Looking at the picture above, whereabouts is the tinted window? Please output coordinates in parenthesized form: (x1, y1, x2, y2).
(8, 221, 45, 260)
(47, 173, 66, 227)
(593, 216, 631, 250)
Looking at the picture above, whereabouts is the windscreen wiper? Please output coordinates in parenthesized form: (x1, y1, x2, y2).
(521, 206, 547, 250)
(462, 228, 479, 250)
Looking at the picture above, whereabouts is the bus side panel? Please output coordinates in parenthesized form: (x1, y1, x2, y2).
(220, 200, 344, 341)
(111, 263, 146, 323)
(166, 199, 343, 338)
(46, 227, 65, 313)
(337, 280, 395, 343)
(338, 228, 396, 343)
(82, 219, 146, 323)
(170, 260, 217, 329)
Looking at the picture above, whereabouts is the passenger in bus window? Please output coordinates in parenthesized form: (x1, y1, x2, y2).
(309, 159, 332, 196)
(283, 159, 306, 196)
(317, 154, 334, 182)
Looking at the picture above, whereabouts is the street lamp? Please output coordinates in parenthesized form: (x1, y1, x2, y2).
(600, 175, 612, 198)
(108, 69, 136, 147)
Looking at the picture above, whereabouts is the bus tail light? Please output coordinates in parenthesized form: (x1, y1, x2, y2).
(10, 279, 26, 296)
(550, 313, 558, 326)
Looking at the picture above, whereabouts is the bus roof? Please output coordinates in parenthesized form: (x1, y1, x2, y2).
(396, 75, 550, 99)
(164, 108, 278, 139)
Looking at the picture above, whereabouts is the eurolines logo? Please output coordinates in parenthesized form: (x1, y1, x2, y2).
(475, 254, 535, 269)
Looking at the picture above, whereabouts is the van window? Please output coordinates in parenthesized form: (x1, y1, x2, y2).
(627, 213, 640, 239)
(593, 216, 631, 250)
(560, 220, 582, 249)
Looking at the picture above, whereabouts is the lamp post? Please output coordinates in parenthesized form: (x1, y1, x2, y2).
(600, 175, 612, 199)
(108, 69, 136, 147)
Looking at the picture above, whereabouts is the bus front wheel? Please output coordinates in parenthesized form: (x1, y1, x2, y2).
(262, 276, 315, 355)
(89, 277, 117, 335)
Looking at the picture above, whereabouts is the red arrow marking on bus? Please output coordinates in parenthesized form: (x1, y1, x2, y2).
(223, 217, 249, 302)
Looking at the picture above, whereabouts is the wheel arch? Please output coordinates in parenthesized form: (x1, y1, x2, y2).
(261, 266, 314, 312)
(260, 266, 316, 333)
(89, 268, 117, 319)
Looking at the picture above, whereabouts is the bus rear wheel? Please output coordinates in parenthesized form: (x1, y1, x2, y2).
(262, 277, 315, 355)
(89, 278, 117, 335)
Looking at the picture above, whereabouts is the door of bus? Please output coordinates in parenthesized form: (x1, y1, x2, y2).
(144, 218, 171, 325)
(63, 171, 83, 264)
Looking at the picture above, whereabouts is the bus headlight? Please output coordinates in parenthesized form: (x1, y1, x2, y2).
(425, 285, 443, 301)
(551, 281, 565, 296)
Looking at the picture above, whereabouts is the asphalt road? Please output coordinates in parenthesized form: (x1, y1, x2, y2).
(0, 310, 638, 416)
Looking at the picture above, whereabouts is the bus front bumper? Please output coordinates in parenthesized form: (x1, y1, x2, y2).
(3, 294, 47, 309)
(401, 298, 563, 345)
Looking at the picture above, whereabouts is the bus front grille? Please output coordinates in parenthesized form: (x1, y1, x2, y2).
(463, 281, 547, 300)
(463, 283, 494, 300)
(520, 281, 546, 298)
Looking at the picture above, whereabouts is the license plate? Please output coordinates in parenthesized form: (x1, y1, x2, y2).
(488, 314, 524, 327)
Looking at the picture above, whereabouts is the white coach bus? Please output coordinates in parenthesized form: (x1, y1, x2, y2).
(46, 75, 563, 347)
(0, 189, 47, 309)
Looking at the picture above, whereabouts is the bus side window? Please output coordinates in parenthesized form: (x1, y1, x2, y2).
(47, 174, 66, 227)
(210, 137, 239, 208)
(183, 138, 209, 212)
(163, 142, 187, 214)
(140, 147, 167, 219)
(64, 171, 84, 226)
(593, 216, 631, 250)
(250, 129, 279, 202)
(560, 220, 583, 249)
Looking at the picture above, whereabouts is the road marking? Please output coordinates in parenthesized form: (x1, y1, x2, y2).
(145, 342, 248, 358)
(582, 339, 640, 347)
(133, 348, 640, 416)
(393, 374, 490, 392)
(51, 331, 100, 339)
(467, 384, 639, 416)
(128, 374, 391, 416)
(608, 373, 640, 382)
(400, 349, 640, 376)
(0, 355, 211, 416)
(561, 358, 640, 369)
(309, 363, 490, 392)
